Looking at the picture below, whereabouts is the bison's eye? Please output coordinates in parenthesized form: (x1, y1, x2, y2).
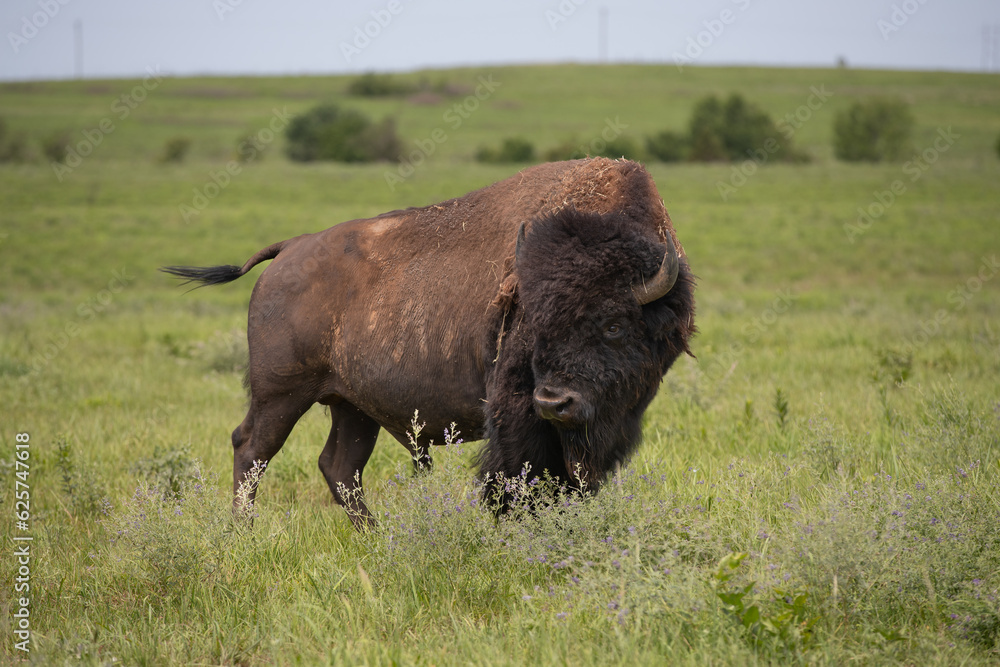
(604, 323, 625, 340)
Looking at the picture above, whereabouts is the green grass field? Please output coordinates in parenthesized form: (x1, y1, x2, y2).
(1, 64, 999, 665)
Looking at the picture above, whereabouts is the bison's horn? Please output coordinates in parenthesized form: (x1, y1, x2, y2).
(632, 232, 679, 305)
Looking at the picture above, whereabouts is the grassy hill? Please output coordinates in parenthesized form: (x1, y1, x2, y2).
(1, 64, 999, 665)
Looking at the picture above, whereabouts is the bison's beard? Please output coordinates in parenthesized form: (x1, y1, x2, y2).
(557, 411, 644, 493)
(479, 386, 647, 513)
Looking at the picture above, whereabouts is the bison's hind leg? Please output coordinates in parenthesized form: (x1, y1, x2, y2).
(231, 392, 313, 520)
(318, 403, 381, 530)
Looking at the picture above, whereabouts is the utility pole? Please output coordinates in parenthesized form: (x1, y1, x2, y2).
(74, 19, 83, 79)
(983, 24, 1000, 72)
(598, 7, 608, 63)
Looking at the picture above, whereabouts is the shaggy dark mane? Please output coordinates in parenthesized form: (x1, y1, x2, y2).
(479, 207, 696, 509)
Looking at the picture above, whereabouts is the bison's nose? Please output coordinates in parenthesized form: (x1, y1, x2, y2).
(534, 386, 586, 424)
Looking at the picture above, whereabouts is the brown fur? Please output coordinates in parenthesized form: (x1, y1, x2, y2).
(162, 158, 695, 528)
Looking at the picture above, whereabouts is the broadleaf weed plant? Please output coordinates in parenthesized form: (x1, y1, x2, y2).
(56, 435, 112, 519)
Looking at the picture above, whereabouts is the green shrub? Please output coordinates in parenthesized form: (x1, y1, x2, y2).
(687, 96, 728, 161)
(234, 129, 269, 164)
(543, 139, 586, 162)
(474, 145, 495, 163)
(359, 117, 404, 162)
(594, 136, 641, 160)
(0, 133, 27, 162)
(720, 95, 779, 158)
(995, 133, 1000, 160)
(285, 104, 401, 163)
(541, 136, 640, 162)
(0, 117, 28, 163)
(347, 72, 414, 97)
(686, 93, 799, 162)
(42, 130, 71, 163)
(159, 136, 192, 164)
(646, 130, 688, 162)
(833, 97, 914, 162)
(55, 436, 110, 518)
(132, 445, 200, 499)
(475, 137, 536, 163)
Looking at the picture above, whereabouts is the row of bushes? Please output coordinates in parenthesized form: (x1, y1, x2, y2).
(345, 72, 464, 98)
(1, 125, 278, 167)
(475, 135, 645, 164)
(338, 72, 924, 165)
(7, 95, 995, 170)
(477, 96, 920, 166)
(286, 93, 808, 167)
(281, 91, 923, 166)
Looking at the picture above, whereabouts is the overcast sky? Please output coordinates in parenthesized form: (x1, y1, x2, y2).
(3, 0, 1000, 81)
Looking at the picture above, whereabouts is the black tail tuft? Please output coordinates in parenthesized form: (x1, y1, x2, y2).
(160, 264, 243, 288)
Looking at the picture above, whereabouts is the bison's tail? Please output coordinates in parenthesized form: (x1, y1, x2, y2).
(161, 241, 287, 289)
(160, 264, 243, 286)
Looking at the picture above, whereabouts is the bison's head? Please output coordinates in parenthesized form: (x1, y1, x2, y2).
(481, 208, 695, 507)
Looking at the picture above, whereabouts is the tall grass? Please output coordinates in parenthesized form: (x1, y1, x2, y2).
(14, 385, 998, 665)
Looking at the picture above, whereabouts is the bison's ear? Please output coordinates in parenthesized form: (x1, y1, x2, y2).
(641, 267, 696, 360)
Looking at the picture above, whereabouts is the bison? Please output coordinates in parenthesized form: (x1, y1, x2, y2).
(163, 158, 695, 528)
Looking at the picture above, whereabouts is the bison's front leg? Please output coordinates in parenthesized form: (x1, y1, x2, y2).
(318, 402, 381, 530)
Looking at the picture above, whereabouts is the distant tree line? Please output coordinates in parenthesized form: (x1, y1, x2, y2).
(476, 95, 921, 166)
(9, 71, 996, 170)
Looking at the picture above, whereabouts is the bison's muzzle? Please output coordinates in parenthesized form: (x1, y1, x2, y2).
(533, 385, 590, 425)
